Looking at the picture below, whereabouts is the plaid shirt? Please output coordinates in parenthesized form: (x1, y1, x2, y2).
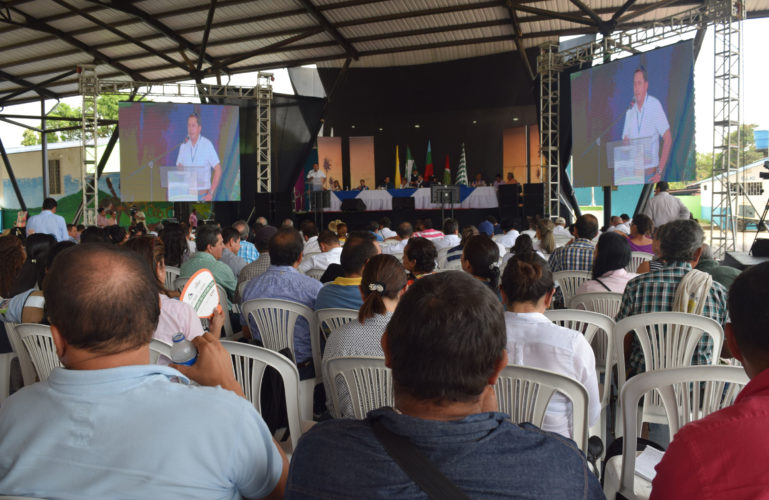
(616, 261, 729, 374)
(237, 240, 260, 264)
(548, 238, 595, 273)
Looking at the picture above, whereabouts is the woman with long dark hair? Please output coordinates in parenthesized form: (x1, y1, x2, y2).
(461, 235, 501, 295)
(9, 233, 56, 297)
(0, 235, 25, 298)
(577, 231, 637, 294)
(158, 223, 190, 268)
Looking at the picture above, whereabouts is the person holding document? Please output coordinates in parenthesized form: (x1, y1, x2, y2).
(622, 66, 672, 184)
(176, 113, 222, 202)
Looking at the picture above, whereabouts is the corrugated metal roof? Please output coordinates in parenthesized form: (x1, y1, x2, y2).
(0, 0, 767, 106)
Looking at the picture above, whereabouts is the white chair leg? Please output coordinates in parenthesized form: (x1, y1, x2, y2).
(0, 352, 18, 404)
(298, 379, 314, 421)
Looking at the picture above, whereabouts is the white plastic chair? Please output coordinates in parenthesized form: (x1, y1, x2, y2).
(552, 271, 592, 305)
(221, 340, 305, 454)
(316, 308, 358, 341)
(0, 351, 18, 404)
(165, 265, 181, 289)
(240, 298, 320, 420)
(604, 366, 748, 499)
(4, 322, 37, 387)
(627, 251, 653, 273)
(495, 364, 589, 452)
(324, 356, 393, 419)
(569, 292, 624, 319)
(149, 339, 172, 364)
(305, 268, 326, 281)
(544, 309, 615, 444)
(173, 276, 189, 292)
(15, 324, 61, 382)
(614, 312, 724, 435)
(442, 258, 463, 271)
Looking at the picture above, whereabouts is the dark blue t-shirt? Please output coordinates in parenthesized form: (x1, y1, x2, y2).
(286, 408, 602, 499)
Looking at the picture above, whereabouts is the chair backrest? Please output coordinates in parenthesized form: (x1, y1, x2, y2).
(316, 308, 359, 341)
(221, 340, 304, 452)
(495, 364, 589, 451)
(149, 339, 172, 364)
(568, 291, 624, 318)
(237, 279, 249, 301)
(15, 324, 61, 382)
(165, 265, 181, 289)
(324, 356, 393, 419)
(305, 268, 326, 281)
(173, 276, 189, 293)
(240, 298, 320, 380)
(552, 271, 592, 304)
(4, 321, 37, 387)
(215, 284, 235, 338)
(618, 366, 748, 497)
(627, 251, 653, 273)
(442, 258, 463, 271)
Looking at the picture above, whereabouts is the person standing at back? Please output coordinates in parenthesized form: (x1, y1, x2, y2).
(26, 197, 68, 242)
(642, 181, 690, 227)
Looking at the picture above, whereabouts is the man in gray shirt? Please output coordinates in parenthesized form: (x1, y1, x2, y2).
(220, 227, 247, 277)
(642, 181, 691, 227)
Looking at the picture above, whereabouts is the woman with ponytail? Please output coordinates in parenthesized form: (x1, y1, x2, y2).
(461, 234, 501, 297)
(322, 254, 407, 417)
(500, 255, 601, 439)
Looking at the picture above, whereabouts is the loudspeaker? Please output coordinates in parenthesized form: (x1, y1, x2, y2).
(310, 190, 330, 211)
(341, 198, 367, 212)
(498, 184, 522, 206)
(751, 239, 769, 257)
(522, 183, 544, 217)
(392, 197, 415, 211)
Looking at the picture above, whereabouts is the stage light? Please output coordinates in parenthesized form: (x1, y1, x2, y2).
(414, 124, 421, 128)
(513, 117, 519, 121)
(379, 127, 383, 131)
(472, 120, 477, 124)
(351, 125, 356, 129)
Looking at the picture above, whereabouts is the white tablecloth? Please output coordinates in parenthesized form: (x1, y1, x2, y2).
(324, 186, 498, 212)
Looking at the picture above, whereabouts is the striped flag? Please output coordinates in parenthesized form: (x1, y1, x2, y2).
(424, 141, 434, 180)
(456, 143, 469, 186)
(394, 145, 401, 188)
(443, 154, 451, 185)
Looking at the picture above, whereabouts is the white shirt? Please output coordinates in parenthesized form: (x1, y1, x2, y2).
(299, 246, 342, 274)
(606, 223, 630, 235)
(306, 170, 326, 190)
(381, 239, 409, 255)
(554, 225, 571, 237)
(621, 94, 670, 168)
(303, 235, 320, 255)
(175, 136, 220, 190)
(378, 227, 397, 239)
(434, 233, 460, 251)
(503, 311, 601, 439)
(642, 191, 691, 227)
(493, 229, 520, 249)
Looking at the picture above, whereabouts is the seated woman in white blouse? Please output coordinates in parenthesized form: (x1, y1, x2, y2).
(501, 255, 601, 439)
(322, 254, 408, 418)
(576, 231, 637, 295)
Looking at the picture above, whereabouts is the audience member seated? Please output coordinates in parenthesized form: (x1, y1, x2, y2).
(321, 254, 407, 417)
(79, 226, 108, 244)
(577, 232, 637, 294)
(0, 244, 288, 499)
(651, 262, 769, 498)
(233, 219, 259, 263)
(548, 214, 599, 273)
(66, 223, 79, 243)
(357, 179, 369, 191)
(367, 220, 384, 242)
(554, 216, 572, 237)
(433, 218, 460, 251)
(635, 225, 666, 274)
(506, 171, 520, 184)
(478, 220, 506, 256)
(0, 235, 26, 298)
(441, 225, 478, 267)
(336, 222, 348, 245)
(125, 236, 220, 343)
(315, 236, 379, 311)
(286, 271, 602, 498)
(493, 217, 520, 248)
(522, 216, 538, 239)
(535, 218, 556, 254)
(606, 215, 630, 235)
(461, 234, 501, 297)
(9, 233, 56, 297)
(623, 213, 654, 253)
(237, 224, 278, 300)
(471, 172, 487, 187)
(377, 217, 396, 240)
(402, 237, 437, 284)
(220, 227, 247, 278)
(501, 255, 601, 438)
(300, 220, 320, 255)
(298, 230, 342, 275)
(105, 225, 127, 245)
(381, 222, 412, 255)
(695, 243, 741, 290)
(413, 218, 444, 240)
(240, 228, 322, 376)
(617, 219, 729, 375)
(180, 225, 237, 308)
(502, 234, 549, 268)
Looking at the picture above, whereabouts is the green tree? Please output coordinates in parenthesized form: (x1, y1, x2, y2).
(714, 123, 763, 171)
(20, 128, 60, 145)
(696, 151, 713, 181)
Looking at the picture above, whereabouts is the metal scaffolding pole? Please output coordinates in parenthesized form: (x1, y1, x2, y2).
(78, 65, 99, 226)
(256, 72, 273, 193)
(539, 43, 561, 218)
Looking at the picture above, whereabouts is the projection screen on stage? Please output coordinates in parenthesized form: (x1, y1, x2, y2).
(119, 102, 240, 202)
(570, 40, 695, 187)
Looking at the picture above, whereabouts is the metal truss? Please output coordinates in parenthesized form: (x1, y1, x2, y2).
(77, 65, 98, 226)
(256, 73, 273, 193)
(536, 0, 738, 220)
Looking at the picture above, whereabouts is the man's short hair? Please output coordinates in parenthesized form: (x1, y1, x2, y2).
(657, 219, 703, 262)
(442, 218, 458, 235)
(195, 225, 221, 253)
(378, 217, 392, 229)
(300, 220, 318, 238)
(317, 229, 340, 248)
(253, 225, 277, 252)
(385, 271, 506, 402)
(269, 228, 304, 266)
(422, 218, 433, 230)
(340, 237, 378, 276)
(501, 217, 516, 233)
(395, 222, 413, 239)
(554, 217, 566, 226)
(45, 244, 160, 353)
(42, 198, 57, 210)
(728, 261, 769, 359)
(575, 214, 599, 240)
(620, 214, 630, 222)
(700, 243, 714, 260)
(221, 227, 240, 246)
(232, 220, 249, 240)
(634, 66, 648, 82)
(80, 226, 108, 244)
(656, 181, 669, 192)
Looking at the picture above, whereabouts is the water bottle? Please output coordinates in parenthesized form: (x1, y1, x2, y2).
(170, 333, 197, 366)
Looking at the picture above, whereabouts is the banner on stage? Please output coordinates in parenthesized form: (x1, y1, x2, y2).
(317, 136, 343, 191)
(349, 136, 375, 190)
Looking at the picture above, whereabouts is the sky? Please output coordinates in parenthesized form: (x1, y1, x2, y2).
(0, 19, 767, 154)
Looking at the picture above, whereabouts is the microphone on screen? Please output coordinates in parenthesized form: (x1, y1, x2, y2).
(629, 97, 636, 109)
(184, 135, 189, 143)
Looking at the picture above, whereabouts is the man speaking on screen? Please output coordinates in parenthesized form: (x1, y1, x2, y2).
(622, 66, 672, 184)
(176, 113, 222, 202)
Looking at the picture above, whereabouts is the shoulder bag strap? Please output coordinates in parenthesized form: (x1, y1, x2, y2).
(595, 278, 612, 292)
(371, 419, 470, 500)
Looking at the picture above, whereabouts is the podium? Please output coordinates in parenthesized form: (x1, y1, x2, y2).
(159, 166, 210, 201)
(430, 185, 460, 222)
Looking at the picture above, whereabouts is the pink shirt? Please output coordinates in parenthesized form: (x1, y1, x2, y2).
(154, 293, 205, 344)
(576, 268, 637, 294)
